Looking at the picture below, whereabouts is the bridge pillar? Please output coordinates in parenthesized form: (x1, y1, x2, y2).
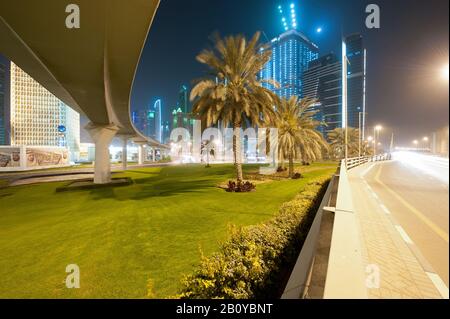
(86, 123, 119, 184)
(137, 143, 146, 165)
(119, 135, 133, 171)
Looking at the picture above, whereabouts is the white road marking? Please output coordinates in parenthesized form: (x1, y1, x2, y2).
(380, 204, 391, 215)
(361, 163, 376, 178)
(426, 272, 449, 299)
(395, 225, 414, 245)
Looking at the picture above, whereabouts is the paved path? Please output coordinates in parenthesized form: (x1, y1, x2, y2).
(348, 159, 449, 299)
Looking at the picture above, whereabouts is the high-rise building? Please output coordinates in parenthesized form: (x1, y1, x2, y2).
(260, 30, 319, 99)
(132, 99, 162, 142)
(343, 34, 367, 138)
(153, 99, 162, 142)
(260, 3, 319, 100)
(10, 62, 80, 159)
(162, 120, 171, 144)
(178, 85, 189, 114)
(303, 53, 342, 135)
(0, 62, 7, 145)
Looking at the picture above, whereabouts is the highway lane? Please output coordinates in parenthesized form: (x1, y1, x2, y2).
(365, 152, 449, 289)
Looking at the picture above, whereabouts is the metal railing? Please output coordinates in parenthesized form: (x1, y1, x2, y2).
(345, 153, 391, 170)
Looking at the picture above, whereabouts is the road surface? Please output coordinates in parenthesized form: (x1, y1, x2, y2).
(360, 152, 449, 294)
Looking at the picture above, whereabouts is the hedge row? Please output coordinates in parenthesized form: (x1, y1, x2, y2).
(175, 177, 331, 299)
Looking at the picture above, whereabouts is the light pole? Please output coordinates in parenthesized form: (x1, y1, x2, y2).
(373, 125, 382, 155)
(358, 112, 367, 158)
(422, 136, 429, 150)
(413, 140, 419, 150)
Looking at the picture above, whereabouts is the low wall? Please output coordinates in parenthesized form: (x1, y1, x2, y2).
(0, 146, 70, 171)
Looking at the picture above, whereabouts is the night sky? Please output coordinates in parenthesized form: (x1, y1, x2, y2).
(129, 0, 449, 146)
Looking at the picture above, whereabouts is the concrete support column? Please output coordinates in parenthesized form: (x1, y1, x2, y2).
(120, 135, 130, 171)
(153, 148, 157, 162)
(137, 144, 145, 165)
(86, 123, 119, 184)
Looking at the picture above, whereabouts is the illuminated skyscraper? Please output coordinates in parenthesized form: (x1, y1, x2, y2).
(303, 53, 342, 136)
(0, 62, 7, 145)
(153, 99, 162, 142)
(343, 33, 367, 137)
(9, 62, 80, 159)
(260, 4, 319, 99)
(178, 85, 189, 113)
(133, 99, 162, 142)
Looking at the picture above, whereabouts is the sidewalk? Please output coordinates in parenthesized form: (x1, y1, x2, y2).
(348, 163, 443, 299)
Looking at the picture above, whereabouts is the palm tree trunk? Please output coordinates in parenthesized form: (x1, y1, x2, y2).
(288, 151, 294, 178)
(233, 122, 243, 182)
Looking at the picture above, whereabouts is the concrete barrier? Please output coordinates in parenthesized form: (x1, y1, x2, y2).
(323, 161, 368, 299)
(281, 175, 337, 299)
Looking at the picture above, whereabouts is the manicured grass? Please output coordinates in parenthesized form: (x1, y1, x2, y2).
(0, 163, 336, 298)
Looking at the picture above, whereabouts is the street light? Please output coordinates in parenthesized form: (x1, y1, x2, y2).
(441, 63, 449, 81)
(373, 125, 383, 155)
(422, 136, 429, 150)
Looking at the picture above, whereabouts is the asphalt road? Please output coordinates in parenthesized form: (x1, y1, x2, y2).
(365, 152, 449, 287)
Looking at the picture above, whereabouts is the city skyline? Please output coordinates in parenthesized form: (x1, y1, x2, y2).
(131, 0, 449, 145)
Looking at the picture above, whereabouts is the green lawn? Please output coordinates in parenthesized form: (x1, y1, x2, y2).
(0, 163, 336, 298)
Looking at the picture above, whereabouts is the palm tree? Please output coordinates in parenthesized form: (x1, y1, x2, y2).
(275, 96, 328, 178)
(190, 32, 279, 182)
(327, 127, 360, 159)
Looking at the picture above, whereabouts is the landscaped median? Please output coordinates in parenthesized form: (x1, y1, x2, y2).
(0, 163, 336, 298)
(175, 176, 331, 299)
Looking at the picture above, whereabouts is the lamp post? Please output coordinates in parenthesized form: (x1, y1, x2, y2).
(358, 112, 367, 158)
(373, 125, 382, 155)
(413, 140, 419, 150)
(422, 136, 429, 150)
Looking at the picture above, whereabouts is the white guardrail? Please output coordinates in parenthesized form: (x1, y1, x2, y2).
(345, 153, 391, 170)
(282, 154, 391, 299)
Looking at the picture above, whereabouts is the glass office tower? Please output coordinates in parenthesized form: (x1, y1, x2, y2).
(344, 33, 367, 138)
(0, 62, 7, 145)
(260, 29, 319, 99)
(302, 53, 342, 136)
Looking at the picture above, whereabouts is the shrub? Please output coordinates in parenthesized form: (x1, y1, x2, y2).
(292, 172, 302, 179)
(176, 177, 330, 299)
(276, 166, 287, 173)
(226, 181, 256, 193)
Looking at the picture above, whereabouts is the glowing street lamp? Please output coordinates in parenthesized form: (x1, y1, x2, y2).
(441, 63, 449, 81)
(373, 125, 383, 155)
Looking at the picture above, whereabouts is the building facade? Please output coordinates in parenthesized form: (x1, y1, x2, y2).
(260, 30, 319, 99)
(178, 85, 189, 114)
(343, 34, 367, 137)
(132, 99, 163, 142)
(0, 62, 7, 145)
(10, 62, 80, 160)
(303, 53, 342, 135)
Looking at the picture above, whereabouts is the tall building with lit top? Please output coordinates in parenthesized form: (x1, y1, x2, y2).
(342, 33, 367, 138)
(0, 62, 7, 145)
(260, 3, 319, 99)
(178, 85, 189, 113)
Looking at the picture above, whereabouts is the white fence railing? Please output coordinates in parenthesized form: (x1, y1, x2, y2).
(345, 153, 391, 170)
